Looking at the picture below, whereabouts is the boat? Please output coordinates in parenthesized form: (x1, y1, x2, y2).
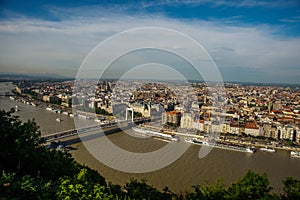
(56, 118, 62, 122)
(46, 107, 53, 111)
(184, 137, 203, 145)
(185, 137, 195, 144)
(260, 147, 276, 153)
(78, 114, 89, 119)
(132, 127, 179, 142)
(208, 142, 256, 153)
(290, 151, 300, 158)
(53, 109, 62, 114)
(184, 138, 255, 153)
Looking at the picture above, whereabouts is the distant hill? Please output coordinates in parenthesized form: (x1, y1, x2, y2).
(225, 81, 300, 88)
(0, 73, 74, 81)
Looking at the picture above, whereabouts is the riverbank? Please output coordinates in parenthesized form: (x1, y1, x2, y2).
(144, 125, 300, 153)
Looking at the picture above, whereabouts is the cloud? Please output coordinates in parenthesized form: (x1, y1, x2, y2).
(140, 0, 299, 8)
(279, 16, 300, 23)
(0, 5, 299, 83)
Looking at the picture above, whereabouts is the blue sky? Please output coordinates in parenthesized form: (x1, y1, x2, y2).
(0, 0, 300, 83)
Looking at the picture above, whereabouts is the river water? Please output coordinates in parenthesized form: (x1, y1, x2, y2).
(1, 82, 300, 193)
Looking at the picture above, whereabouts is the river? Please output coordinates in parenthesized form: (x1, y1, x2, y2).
(1, 82, 300, 193)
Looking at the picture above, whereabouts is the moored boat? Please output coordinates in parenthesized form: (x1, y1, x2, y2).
(132, 127, 179, 142)
(184, 137, 203, 145)
(46, 107, 53, 111)
(260, 147, 276, 153)
(184, 138, 255, 153)
(56, 118, 62, 122)
(290, 151, 300, 158)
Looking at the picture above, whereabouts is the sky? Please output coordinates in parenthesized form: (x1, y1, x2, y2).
(0, 0, 300, 83)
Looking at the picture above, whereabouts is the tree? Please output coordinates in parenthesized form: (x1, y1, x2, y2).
(0, 109, 44, 175)
(133, 111, 143, 118)
(124, 178, 172, 200)
(0, 109, 107, 199)
(56, 168, 113, 200)
(227, 170, 272, 200)
(96, 108, 113, 116)
(0, 109, 81, 180)
(186, 178, 227, 200)
(0, 171, 56, 200)
(281, 177, 300, 200)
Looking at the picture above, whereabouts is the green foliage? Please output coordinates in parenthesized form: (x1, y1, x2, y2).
(186, 178, 227, 200)
(0, 109, 81, 180)
(165, 122, 178, 127)
(0, 109, 44, 175)
(124, 178, 173, 200)
(79, 107, 113, 116)
(29, 91, 39, 100)
(227, 170, 272, 200)
(133, 111, 143, 118)
(0, 171, 57, 200)
(57, 169, 113, 200)
(281, 177, 300, 200)
(96, 108, 113, 116)
(185, 171, 288, 200)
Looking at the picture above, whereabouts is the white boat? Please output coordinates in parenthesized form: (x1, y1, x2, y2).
(184, 137, 203, 145)
(291, 151, 300, 158)
(132, 127, 179, 142)
(46, 107, 53, 111)
(185, 137, 195, 144)
(260, 147, 276, 153)
(206, 142, 256, 153)
(78, 114, 90, 119)
(184, 138, 255, 153)
(56, 118, 62, 122)
(53, 109, 61, 114)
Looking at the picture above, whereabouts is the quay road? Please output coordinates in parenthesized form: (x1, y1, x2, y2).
(144, 125, 205, 140)
(142, 125, 300, 152)
(220, 137, 300, 152)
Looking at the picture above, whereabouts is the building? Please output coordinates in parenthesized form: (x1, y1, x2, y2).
(180, 113, 193, 129)
(211, 121, 222, 133)
(244, 121, 260, 137)
(162, 111, 182, 127)
(193, 120, 204, 131)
